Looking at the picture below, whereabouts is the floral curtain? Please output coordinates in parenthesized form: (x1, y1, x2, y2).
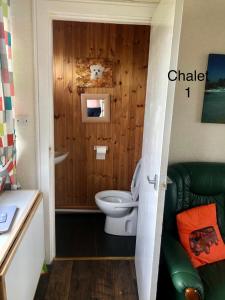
(0, 0, 17, 190)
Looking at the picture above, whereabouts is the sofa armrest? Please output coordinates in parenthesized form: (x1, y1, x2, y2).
(162, 234, 204, 299)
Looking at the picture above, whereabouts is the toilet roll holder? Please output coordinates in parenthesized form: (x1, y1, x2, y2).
(94, 146, 108, 160)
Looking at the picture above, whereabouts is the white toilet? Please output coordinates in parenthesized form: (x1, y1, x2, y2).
(95, 160, 142, 236)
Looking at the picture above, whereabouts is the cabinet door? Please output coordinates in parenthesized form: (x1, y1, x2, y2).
(4, 199, 45, 300)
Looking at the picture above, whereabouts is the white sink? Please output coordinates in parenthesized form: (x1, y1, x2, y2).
(54, 151, 69, 165)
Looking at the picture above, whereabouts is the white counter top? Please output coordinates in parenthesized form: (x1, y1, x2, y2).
(0, 190, 40, 267)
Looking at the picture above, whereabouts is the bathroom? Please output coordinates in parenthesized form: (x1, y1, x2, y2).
(53, 20, 150, 257)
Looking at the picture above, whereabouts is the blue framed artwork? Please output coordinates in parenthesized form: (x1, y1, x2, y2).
(202, 54, 225, 123)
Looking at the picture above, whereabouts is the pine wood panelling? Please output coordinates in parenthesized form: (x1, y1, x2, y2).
(53, 21, 150, 209)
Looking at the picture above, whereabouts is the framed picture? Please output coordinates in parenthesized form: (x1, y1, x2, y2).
(81, 94, 110, 123)
(202, 54, 225, 123)
(75, 59, 113, 88)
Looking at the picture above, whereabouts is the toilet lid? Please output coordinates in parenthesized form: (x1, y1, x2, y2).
(130, 159, 142, 202)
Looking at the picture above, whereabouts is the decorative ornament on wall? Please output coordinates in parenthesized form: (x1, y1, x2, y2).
(75, 59, 113, 88)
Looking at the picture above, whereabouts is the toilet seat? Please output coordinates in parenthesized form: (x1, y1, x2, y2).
(95, 159, 142, 205)
(96, 190, 131, 203)
(96, 191, 139, 207)
(95, 190, 137, 218)
(130, 159, 142, 202)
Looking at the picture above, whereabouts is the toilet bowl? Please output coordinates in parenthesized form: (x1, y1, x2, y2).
(95, 160, 141, 236)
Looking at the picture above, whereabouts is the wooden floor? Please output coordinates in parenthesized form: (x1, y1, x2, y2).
(34, 260, 138, 300)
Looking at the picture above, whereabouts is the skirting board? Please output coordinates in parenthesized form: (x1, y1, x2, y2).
(54, 256, 135, 261)
(55, 209, 101, 213)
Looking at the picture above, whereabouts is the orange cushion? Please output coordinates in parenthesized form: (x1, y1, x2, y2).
(176, 203, 225, 268)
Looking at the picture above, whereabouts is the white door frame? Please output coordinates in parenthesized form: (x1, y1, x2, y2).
(33, 0, 158, 263)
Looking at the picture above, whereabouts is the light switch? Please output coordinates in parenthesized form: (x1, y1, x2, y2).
(16, 115, 29, 127)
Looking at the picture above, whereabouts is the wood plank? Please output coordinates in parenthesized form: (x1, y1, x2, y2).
(34, 265, 52, 300)
(134, 25, 150, 164)
(112, 260, 138, 300)
(53, 21, 150, 209)
(68, 260, 138, 300)
(72, 21, 84, 205)
(53, 21, 66, 208)
(35, 260, 138, 300)
(63, 21, 73, 205)
(117, 25, 134, 190)
(45, 261, 73, 300)
(69, 260, 114, 300)
(54, 257, 134, 261)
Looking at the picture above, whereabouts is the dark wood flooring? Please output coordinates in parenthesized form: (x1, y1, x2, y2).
(56, 213, 136, 257)
(34, 260, 138, 300)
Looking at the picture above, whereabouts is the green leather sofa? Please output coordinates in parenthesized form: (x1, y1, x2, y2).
(162, 162, 225, 300)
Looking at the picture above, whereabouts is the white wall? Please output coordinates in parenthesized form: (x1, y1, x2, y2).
(11, 0, 37, 188)
(169, 0, 225, 163)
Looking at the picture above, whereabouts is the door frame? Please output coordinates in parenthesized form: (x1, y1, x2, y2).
(33, 0, 158, 263)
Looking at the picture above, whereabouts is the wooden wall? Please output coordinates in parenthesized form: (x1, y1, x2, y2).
(53, 21, 150, 209)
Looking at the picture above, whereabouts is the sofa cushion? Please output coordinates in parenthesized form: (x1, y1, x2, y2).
(177, 203, 225, 267)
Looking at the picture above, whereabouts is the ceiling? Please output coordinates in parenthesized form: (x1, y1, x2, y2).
(50, 0, 160, 4)
(86, 0, 160, 3)
(100, 0, 160, 2)
(126, 0, 159, 2)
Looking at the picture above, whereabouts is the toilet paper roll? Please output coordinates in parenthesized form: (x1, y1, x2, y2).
(95, 146, 108, 160)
